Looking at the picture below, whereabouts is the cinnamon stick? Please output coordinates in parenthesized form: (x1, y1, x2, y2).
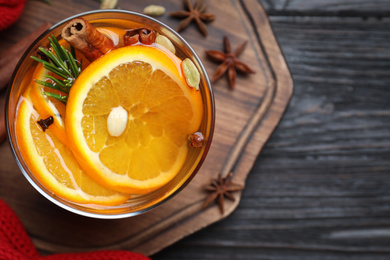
(61, 18, 116, 61)
(0, 22, 52, 92)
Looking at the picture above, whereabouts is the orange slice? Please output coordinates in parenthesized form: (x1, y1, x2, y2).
(16, 95, 130, 205)
(66, 45, 203, 194)
(29, 63, 68, 144)
(29, 41, 90, 145)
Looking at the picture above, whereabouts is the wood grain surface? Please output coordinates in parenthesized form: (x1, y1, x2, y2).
(154, 1, 390, 259)
(1, 0, 389, 259)
(0, 0, 292, 258)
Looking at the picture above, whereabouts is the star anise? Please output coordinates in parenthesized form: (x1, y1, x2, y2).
(169, 0, 215, 36)
(202, 172, 244, 214)
(205, 35, 255, 89)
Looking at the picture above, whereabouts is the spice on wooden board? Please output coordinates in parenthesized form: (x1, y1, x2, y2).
(143, 5, 165, 17)
(206, 35, 255, 89)
(169, 0, 215, 36)
(99, 0, 118, 9)
(202, 172, 244, 214)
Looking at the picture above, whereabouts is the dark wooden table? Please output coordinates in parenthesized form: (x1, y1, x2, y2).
(1, 0, 390, 259)
(155, 1, 390, 259)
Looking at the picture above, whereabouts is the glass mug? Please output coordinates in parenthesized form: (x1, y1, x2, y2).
(5, 10, 215, 218)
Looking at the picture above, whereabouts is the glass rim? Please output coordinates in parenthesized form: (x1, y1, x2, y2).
(5, 9, 215, 219)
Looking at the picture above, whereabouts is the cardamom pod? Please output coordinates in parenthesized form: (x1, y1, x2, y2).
(100, 0, 118, 9)
(143, 5, 166, 17)
(155, 34, 176, 54)
(182, 58, 200, 90)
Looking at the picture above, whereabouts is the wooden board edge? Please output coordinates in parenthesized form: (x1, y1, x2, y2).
(29, 1, 294, 256)
(134, 0, 294, 256)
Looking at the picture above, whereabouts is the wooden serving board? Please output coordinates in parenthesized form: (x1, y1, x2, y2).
(0, 0, 292, 256)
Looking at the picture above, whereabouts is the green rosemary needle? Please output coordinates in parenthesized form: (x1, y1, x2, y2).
(30, 35, 82, 104)
(43, 92, 68, 105)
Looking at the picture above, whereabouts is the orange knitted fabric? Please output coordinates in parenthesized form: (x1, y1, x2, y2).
(0, 199, 151, 260)
(0, 0, 26, 31)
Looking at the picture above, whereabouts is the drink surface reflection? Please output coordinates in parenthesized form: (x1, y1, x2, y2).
(6, 10, 214, 218)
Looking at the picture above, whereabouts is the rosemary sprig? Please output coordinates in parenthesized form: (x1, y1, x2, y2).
(30, 35, 82, 104)
(43, 92, 68, 105)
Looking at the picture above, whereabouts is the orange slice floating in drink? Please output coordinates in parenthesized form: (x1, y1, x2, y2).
(65, 45, 203, 194)
(16, 95, 130, 205)
(29, 63, 68, 144)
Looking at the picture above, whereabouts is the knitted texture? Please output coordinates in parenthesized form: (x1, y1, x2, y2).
(0, 199, 151, 260)
(0, 200, 40, 259)
(0, 0, 26, 31)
